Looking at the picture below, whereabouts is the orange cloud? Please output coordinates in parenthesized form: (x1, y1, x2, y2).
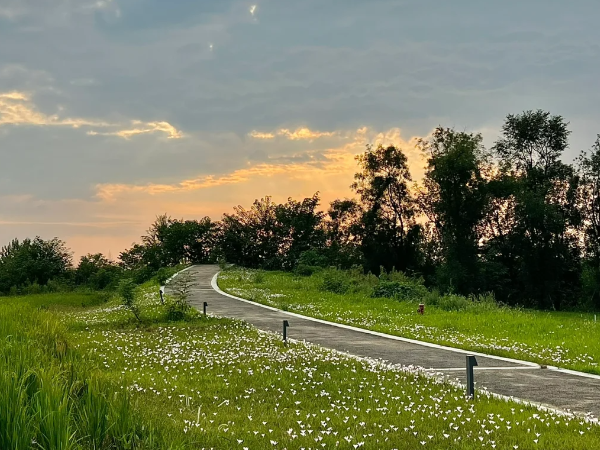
(96, 126, 427, 201)
(249, 127, 337, 141)
(0, 90, 183, 139)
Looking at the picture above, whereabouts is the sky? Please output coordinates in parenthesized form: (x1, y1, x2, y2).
(0, 0, 599, 261)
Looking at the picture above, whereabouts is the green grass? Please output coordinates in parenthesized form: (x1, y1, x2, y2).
(2, 279, 600, 448)
(218, 267, 600, 375)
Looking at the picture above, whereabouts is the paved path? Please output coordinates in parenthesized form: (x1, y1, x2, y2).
(172, 265, 600, 417)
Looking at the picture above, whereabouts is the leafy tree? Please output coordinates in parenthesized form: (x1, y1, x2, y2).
(75, 253, 122, 290)
(578, 135, 600, 307)
(324, 199, 364, 268)
(418, 127, 489, 294)
(219, 194, 325, 270)
(351, 144, 422, 274)
(487, 110, 581, 309)
(220, 196, 282, 268)
(156, 217, 216, 265)
(0, 237, 72, 294)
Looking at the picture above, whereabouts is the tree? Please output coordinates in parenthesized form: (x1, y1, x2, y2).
(220, 196, 282, 268)
(487, 110, 581, 309)
(578, 135, 600, 307)
(219, 194, 325, 270)
(75, 253, 122, 290)
(0, 237, 72, 293)
(418, 127, 489, 294)
(351, 144, 422, 274)
(324, 199, 364, 268)
(156, 217, 216, 265)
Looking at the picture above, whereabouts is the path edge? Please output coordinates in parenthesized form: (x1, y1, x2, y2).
(210, 269, 600, 381)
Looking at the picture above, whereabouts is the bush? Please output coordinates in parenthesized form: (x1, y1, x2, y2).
(297, 250, 330, 268)
(294, 264, 323, 276)
(371, 281, 427, 301)
(166, 270, 195, 320)
(155, 267, 171, 286)
(320, 269, 350, 294)
(424, 291, 499, 312)
(118, 279, 141, 321)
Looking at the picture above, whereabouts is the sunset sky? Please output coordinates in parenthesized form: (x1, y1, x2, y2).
(1, 0, 599, 261)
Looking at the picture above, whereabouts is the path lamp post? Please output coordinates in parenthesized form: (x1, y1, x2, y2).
(159, 286, 165, 305)
(203, 301, 208, 316)
(466, 355, 478, 399)
(283, 320, 290, 346)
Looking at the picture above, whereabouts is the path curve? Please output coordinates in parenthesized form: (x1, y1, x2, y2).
(176, 265, 600, 417)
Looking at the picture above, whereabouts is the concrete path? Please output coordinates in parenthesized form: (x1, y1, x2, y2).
(173, 265, 600, 417)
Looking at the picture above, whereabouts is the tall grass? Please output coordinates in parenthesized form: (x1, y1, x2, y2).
(0, 299, 159, 449)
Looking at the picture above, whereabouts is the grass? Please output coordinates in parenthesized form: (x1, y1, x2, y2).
(217, 267, 600, 375)
(1, 277, 600, 448)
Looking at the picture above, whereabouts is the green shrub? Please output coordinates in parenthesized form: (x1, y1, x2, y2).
(371, 280, 427, 300)
(155, 267, 171, 285)
(297, 250, 330, 268)
(294, 264, 323, 276)
(165, 270, 195, 321)
(320, 269, 350, 294)
(118, 279, 141, 321)
(425, 291, 499, 312)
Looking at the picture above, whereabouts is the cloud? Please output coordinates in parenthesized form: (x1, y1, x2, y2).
(87, 120, 184, 139)
(249, 127, 337, 141)
(95, 125, 427, 201)
(0, 90, 183, 139)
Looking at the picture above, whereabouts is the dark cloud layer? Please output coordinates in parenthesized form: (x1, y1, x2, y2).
(0, 0, 599, 204)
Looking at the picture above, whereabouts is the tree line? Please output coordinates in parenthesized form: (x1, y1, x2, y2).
(2, 109, 599, 310)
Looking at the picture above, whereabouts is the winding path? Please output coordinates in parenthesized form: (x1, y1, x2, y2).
(174, 265, 600, 418)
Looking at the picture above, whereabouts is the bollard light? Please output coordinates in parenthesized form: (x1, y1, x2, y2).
(466, 355, 478, 399)
(203, 301, 208, 316)
(159, 286, 165, 305)
(283, 320, 290, 345)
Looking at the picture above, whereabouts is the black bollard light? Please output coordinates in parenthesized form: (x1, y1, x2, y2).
(159, 286, 165, 305)
(466, 355, 478, 399)
(283, 320, 290, 345)
(203, 301, 208, 316)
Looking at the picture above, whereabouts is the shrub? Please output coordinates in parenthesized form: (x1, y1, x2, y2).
(294, 264, 323, 276)
(424, 291, 499, 312)
(320, 269, 350, 294)
(297, 250, 330, 268)
(371, 281, 427, 301)
(166, 270, 195, 320)
(155, 267, 171, 286)
(118, 279, 141, 321)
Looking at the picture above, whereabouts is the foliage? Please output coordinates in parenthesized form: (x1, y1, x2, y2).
(0, 237, 72, 294)
(320, 268, 351, 294)
(75, 253, 123, 290)
(484, 110, 581, 309)
(372, 280, 427, 301)
(418, 128, 489, 294)
(219, 194, 325, 270)
(165, 270, 195, 320)
(118, 278, 141, 321)
(352, 144, 423, 275)
(0, 300, 158, 449)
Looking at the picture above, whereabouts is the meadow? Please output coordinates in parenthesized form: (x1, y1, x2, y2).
(1, 276, 599, 448)
(218, 267, 600, 375)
